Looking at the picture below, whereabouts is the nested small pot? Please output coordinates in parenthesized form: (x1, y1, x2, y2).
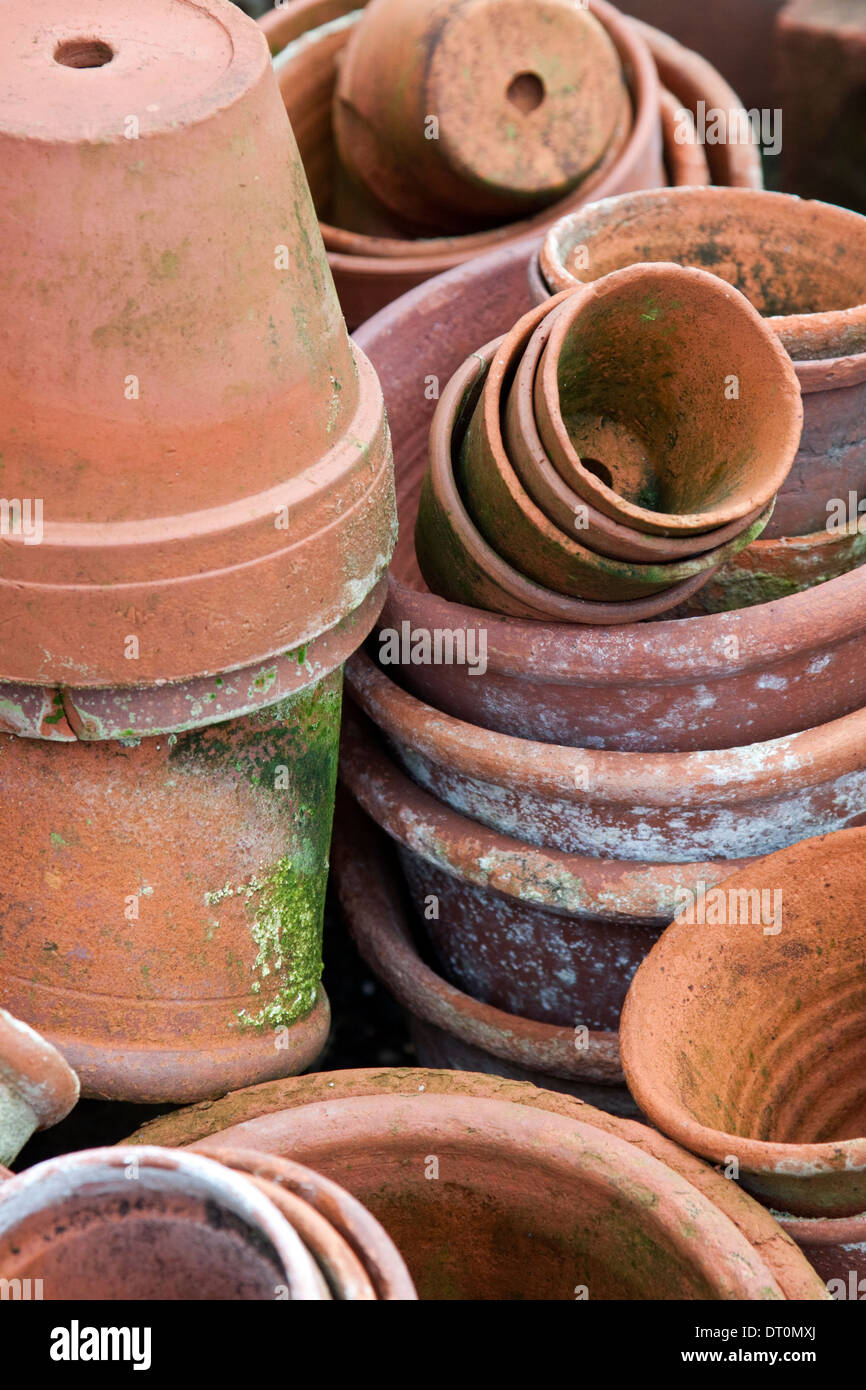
(620, 828, 866, 1219)
(125, 1068, 828, 1301)
(0, 1010, 79, 1168)
(535, 186, 866, 541)
(346, 650, 866, 864)
(356, 237, 866, 752)
(0, 674, 343, 1103)
(533, 262, 803, 537)
(0, 1146, 326, 1299)
(415, 331, 737, 623)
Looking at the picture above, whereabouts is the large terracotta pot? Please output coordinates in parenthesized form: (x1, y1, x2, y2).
(262, 0, 760, 325)
(347, 651, 866, 863)
(124, 1068, 828, 1301)
(0, 0, 394, 689)
(534, 187, 866, 542)
(0, 674, 343, 1102)
(0, 1010, 79, 1167)
(333, 0, 627, 232)
(354, 239, 866, 752)
(620, 829, 866, 1219)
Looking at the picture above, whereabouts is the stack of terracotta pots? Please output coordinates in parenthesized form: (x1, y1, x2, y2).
(415, 262, 800, 619)
(0, 0, 395, 1102)
(621, 827, 866, 1289)
(258, 0, 762, 324)
(532, 187, 866, 609)
(332, 234, 866, 1117)
(0, 1144, 416, 1300)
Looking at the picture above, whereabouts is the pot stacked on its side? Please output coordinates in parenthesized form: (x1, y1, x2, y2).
(532, 187, 866, 610)
(0, 1010, 79, 1168)
(333, 237, 866, 1114)
(0, 1145, 415, 1300)
(0, 0, 395, 1102)
(259, 0, 761, 326)
(122, 1067, 829, 1301)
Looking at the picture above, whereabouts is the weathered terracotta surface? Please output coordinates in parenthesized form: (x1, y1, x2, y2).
(0, 1010, 79, 1168)
(776, 0, 866, 216)
(0, 675, 341, 1101)
(125, 1069, 827, 1301)
(340, 703, 754, 1037)
(191, 1145, 416, 1300)
(414, 332, 725, 622)
(347, 651, 866, 863)
(536, 187, 866, 542)
(334, 0, 625, 232)
(354, 239, 866, 751)
(0, 1146, 325, 1299)
(620, 828, 866, 1218)
(679, 520, 866, 613)
(533, 264, 802, 538)
(777, 1212, 866, 1293)
(0, 0, 394, 687)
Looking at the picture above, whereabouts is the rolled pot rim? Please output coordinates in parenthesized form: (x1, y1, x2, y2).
(0, 1008, 79, 1129)
(345, 649, 866, 807)
(539, 187, 866, 378)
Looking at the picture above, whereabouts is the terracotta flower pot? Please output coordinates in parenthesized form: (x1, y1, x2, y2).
(0, 0, 394, 688)
(124, 1068, 828, 1301)
(333, 0, 626, 233)
(346, 650, 866, 863)
(0, 674, 343, 1102)
(0, 1010, 79, 1168)
(533, 263, 802, 538)
(415, 331, 731, 622)
(535, 187, 866, 542)
(188, 1145, 417, 1299)
(775, 1211, 866, 1294)
(354, 237, 866, 752)
(457, 286, 774, 599)
(0, 1145, 332, 1299)
(620, 828, 866, 1219)
(658, 85, 710, 185)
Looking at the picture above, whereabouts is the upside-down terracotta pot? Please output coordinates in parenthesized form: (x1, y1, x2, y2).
(620, 828, 866, 1219)
(0, 1010, 79, 1168)
(333, 0, 626, 233)
(264, 0, 670, 325)
(125, 1068, 828, 1300)
(455, 282, 777, 599)
(534, 187, 866, 542)
(533, 263, 802, 537)
(354, 238, 866, 751)
(0, 1146, 329, 1299)
(415, 333, 726, 623)
(0, 675, 344, 1102)
(347, 650, 866, 863)
(0, 0, 395, 688)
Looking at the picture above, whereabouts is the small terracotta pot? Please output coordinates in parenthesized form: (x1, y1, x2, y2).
(0, 1146, 326, 1299)
(533, 263, 802, 538)
(415, 331, 731, 622)
(347, 650, 866, 863)
(0, 673, 342, 1102)
(355, 237, 866, 752)
(125, 1068, 828, 1301)
(191, 1145, 417, 1300)
(333, 0, 626, 232)
(535, 187, 866, 541)
(0, 0, 394, 690)
(0, 1009, 79, 1167)
(620, 828, 866, 1218)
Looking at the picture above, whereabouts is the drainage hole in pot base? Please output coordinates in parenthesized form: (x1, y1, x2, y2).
(506, 73, 546, 115)
(54, 39, 115, 69)
(581, 457, 615, 490)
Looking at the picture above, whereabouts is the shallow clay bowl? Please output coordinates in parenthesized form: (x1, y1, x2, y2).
(534, 262, 803, 538)
(621, 828, 866, 1219)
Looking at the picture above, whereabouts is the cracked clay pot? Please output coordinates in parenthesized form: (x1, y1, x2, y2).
(620, 828, 866, 1220)
(124, 1069, 827, 1301)
(0, 0, 394, 689)
(354, 238, 866, 751)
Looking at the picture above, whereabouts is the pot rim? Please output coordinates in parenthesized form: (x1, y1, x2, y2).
(346, 649, 866, 808)
(0, 1008, 79, 1130)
